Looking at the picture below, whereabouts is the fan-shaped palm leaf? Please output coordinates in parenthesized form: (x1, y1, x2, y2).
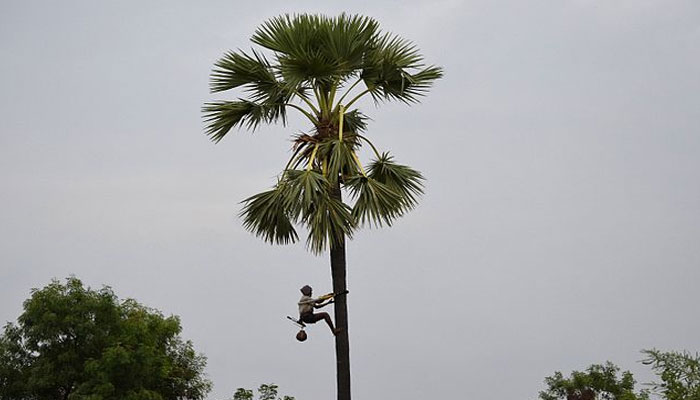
(367, 152, 424, 210)
(240, 187, 298, 245)
(341, 109, 369, 133)
(252, 14, 379, 87)
(317, 139, 360, 184)
(276, 169, 355, 253)
(210, 50, 278, 94)
(320, 14, 379, 74)
(202, 100, 283, 143)
(304, 194, 354, 254)
(345, 175, 405, 227)
(361, 33, 443, 104)
(280, 169, 329, 219)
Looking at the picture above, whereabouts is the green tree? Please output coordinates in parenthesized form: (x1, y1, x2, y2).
(539, 362, 649, 400)
(642, 349, 700, 400)
(230, 384, 294, 400)
(0, 277, 211, 400)
(203, 14, 442, 400)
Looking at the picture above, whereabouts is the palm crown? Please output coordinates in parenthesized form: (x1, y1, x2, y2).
(203, 14, 443, 253)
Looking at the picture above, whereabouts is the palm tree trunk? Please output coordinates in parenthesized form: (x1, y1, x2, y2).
(330, 183, 351, 400)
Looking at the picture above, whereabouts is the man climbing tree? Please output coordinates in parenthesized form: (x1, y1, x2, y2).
(298, 285, 341, 335)
(203, 13, 442, 400)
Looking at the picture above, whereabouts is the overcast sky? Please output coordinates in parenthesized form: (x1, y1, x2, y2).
(1, 1, 699, 399)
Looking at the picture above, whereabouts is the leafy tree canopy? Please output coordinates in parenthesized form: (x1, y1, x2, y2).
(642, 349, 700, 400)
(539, 362, 649, 400)
(0, 277, 211, 400)
(228, 384, 294, 400)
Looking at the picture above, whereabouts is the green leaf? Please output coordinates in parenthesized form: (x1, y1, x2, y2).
(240, 187, 299, 245)
(642, 349, 700, 400)
(202, 100, 284, 143)
(367, 152, 424, 210)
(303, 192, 354, 254)
(316, 139, 360, 184)
(361, 33, 443, 104)
(345, 175, 404, 227)
(280, 169, 329, 219)
(251, 14, 379, 86)
(210, 49, 278, 94)
(341, 109, 369, 133)
(279, 169, 355, 253)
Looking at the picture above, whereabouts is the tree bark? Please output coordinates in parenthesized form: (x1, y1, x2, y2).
(330, 184, 351, 400)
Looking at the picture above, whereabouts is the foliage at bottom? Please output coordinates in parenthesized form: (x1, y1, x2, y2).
(0, 277, 211, 400)
(227, 384, 294, 400)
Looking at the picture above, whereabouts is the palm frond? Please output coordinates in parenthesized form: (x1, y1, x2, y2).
(280, 169, 329, 219)
(345, 175, 405, 227)
(361, 33, 443, 103)
(210, 50, 278, 94)
(240, 186, 298, 245)
(317, 139, 361, 184)
(318, 14, 379, 78)
(202, 100, 285, 143)
(342, 109, 369, 133)
(252, 14, 380, 87)
(367, 33, 423, 69)
(398, 65, 443, 101)
(251, 14, 310, 55)
(252, 15, 335, 87)
(367, 152, 425, 210)
(277, 168, 354, 253)
(209, 49, 295, 125)
(304, 194, 354, 254)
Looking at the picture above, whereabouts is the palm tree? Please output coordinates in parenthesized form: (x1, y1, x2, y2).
(203, 14, 442, 400)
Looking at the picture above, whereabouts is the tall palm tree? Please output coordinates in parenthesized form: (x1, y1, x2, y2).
(203, 14, 442, 400)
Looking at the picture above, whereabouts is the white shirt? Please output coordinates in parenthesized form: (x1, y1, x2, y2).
(298, 295, 317, 315)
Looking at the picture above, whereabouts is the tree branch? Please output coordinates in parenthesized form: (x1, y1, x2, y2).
(335, 78, 363, 109)
(344, 88, 372, 110)
(286, 104, 318, 124)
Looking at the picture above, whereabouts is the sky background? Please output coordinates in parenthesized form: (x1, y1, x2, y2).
(1, 1, 699, 399)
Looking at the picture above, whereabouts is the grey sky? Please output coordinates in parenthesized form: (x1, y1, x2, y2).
(1, 1, 699, 399)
